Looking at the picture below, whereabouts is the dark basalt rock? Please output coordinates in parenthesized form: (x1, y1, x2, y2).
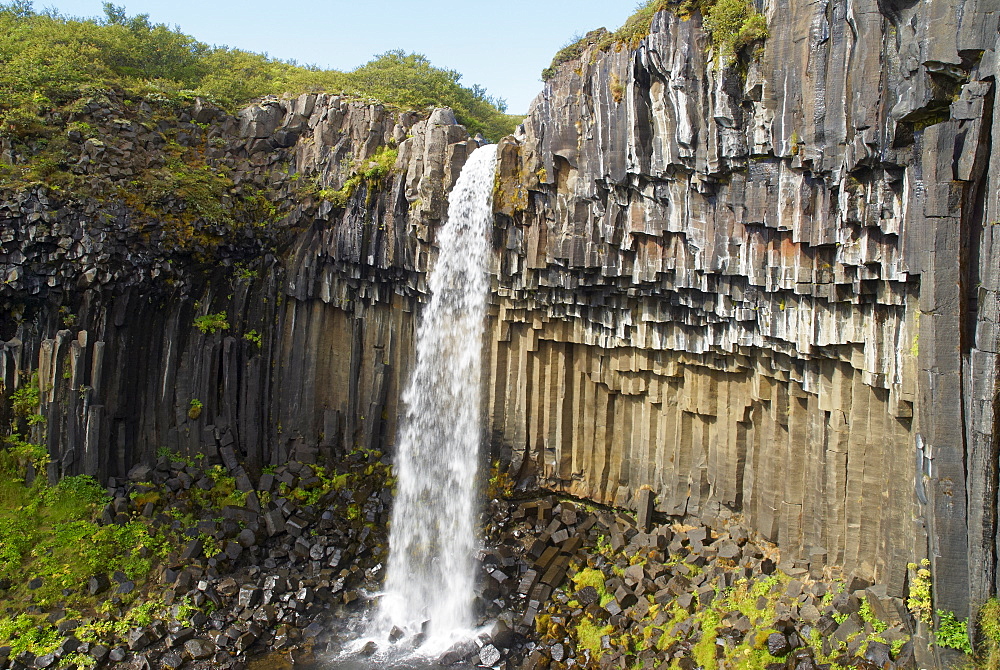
(183, 639, 215, 660)
(768, 632, 792, 657)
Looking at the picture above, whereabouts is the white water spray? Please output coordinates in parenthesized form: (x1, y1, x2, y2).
(376, 144, 498, 650)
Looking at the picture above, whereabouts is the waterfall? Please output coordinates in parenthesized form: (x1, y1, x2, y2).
(377, 143, 498, 650)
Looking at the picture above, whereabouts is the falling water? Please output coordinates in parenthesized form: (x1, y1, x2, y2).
(376, 144, 498, 650)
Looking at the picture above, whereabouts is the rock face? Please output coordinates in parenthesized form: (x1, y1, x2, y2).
(1, 0, 998, 638)
(0, 91, 479, 477)
(487, 0, 999, 624)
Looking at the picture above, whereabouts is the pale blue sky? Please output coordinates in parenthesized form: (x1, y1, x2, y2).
(40, 1, 639, 114)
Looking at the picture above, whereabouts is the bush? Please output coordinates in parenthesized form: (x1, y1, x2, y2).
(936, 609, 972, 654)
(335, 51, 521, 140)
(193, 312, 229, 334)
(702, 0, 769, 64)
(0, 3, 521, 139)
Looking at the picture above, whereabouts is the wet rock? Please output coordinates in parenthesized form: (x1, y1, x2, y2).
(127, 463, 152, 482)
(238, 585, 262, 609)
(33, 653, 56, 668)
(717, 542, 741, 561)
(831, 592, 860, 616)
(263, 510, 285, 536)
(815, 614, 838, 636)
(180, 539, 203, 560)
(237, 528, 257, 548)
(235, 631, 257, 651)
(635, 488, 654, 533)
(767, 632, 791, 657)
(864, 640, 892, 667)
(127, 628, 153, 651)
(56, 619, 80, 635)
(576, 585, 600, 606)
(183, 638, 215, 660)
(479, 643, 501, 666)
(89, 645, 109, 663)
(167, 628, 195, 647)
(834, 615, 863, 643)
(161, 651, 184, 669)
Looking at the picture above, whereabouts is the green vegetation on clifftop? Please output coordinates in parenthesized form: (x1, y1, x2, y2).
(541, 0, 767, 80)
(0, 1, 521, 140)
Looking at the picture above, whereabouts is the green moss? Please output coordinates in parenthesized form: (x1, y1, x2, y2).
(492, 153, 529, 215)
(576, 617, 613, 659)
(610, 72, 625, 103)
(541, 28, 611, 80)
(977, 599, 1000, 670)
(1, 432, 48, 472)
(10, 371, 41, 417)
(0, 614, 62, 656)
(859, 599, 888, 634)
(184, 464, 249, 509)
(314, 146, 399, 208)
(692, 609, 722, 670)
(486, 460, 514, 498)
(572, 567, 606, 591)
(569, 567, 614, 608)
(721, 574, 783, 623)
(656, 604, 693, 650)
(243, 329, 262, 347)
(541, 3, 672, 81)
(0, 471, 173, 610)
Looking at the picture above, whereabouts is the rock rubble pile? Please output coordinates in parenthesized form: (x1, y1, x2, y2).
(0, 448, 391, 670)
(435, 496, 920, 670)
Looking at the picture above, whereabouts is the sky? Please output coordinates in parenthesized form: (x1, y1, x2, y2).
(39, 1, 640, 115)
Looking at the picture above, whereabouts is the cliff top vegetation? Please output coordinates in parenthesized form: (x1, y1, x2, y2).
(0, 1, 523, 140)
(541, 0, 767, 80)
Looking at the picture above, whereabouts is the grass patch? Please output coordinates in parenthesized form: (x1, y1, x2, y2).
(0, 473, 172, 609)
(542, 2, 671, 80)
(976, 598, 1000, 670)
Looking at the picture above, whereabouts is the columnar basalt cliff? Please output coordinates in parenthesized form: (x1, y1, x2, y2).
(1, 0, 998, 642)
(487, 1, 1000, 625)
(0, 95, 479, 479)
